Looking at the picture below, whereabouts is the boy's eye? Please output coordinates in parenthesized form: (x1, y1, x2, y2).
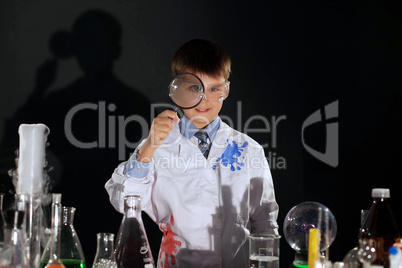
(209, 86, 225, 93)
(190, 85, 203, 92)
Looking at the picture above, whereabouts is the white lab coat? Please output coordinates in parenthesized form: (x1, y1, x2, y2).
(105, 118, 279, 268)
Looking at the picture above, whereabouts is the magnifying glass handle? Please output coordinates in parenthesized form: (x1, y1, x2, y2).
(165, 106, 179, 120)
(165, 106, 178, 113)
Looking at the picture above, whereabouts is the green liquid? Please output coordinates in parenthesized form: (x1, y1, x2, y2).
(40, 259, 86, 268)
(293, 264, 308, 268)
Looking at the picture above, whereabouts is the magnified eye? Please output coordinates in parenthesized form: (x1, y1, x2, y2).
(191, 85, 203, 92)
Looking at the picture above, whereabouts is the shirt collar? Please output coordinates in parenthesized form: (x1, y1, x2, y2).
(180, 116, 220, 141)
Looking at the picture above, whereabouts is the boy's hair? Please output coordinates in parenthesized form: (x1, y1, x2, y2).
(171, 39, 231, 80)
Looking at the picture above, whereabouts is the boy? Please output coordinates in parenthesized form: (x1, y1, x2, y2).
(105, 39, 279, 267)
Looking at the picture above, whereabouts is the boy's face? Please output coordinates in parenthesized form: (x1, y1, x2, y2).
(182, 72, 227, 129)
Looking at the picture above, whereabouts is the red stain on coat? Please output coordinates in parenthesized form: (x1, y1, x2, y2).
(159, 215, 182, 268)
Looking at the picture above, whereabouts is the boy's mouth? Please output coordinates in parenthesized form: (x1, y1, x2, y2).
(195, 108, 210, 113)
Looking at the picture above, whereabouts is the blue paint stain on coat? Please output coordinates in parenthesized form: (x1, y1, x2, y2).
(213, 140, 249, 171)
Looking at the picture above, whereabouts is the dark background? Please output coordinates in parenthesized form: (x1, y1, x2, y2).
(1, 0, 401, 267)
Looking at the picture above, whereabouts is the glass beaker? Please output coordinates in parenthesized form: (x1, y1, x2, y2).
(249, 234, 280, 268)
(92, 233, 117, 268)
(40, 206, 86, 268)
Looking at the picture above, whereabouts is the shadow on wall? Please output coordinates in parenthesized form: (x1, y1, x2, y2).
(0, 9, 158, 265)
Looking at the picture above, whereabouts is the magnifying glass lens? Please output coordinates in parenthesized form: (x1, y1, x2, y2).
(169, 73, 204, 109)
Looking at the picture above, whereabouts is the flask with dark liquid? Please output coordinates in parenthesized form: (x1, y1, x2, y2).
(115, 195, 155, 268)
(359, 188, 401, 268)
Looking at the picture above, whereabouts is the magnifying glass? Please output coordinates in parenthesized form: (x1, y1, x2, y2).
(168, 73, 230, 111)
(168, 73, 205, 110)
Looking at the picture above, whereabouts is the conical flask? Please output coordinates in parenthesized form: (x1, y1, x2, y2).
(41, 206, 86, 268)
(115, 195, 155, 268)
(92, 233, 117, 268)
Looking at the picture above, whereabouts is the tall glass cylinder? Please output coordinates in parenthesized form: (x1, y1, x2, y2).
(44, 194, 65, 268)
(0, 193, 6, 246)
(16, 123, 50, 268)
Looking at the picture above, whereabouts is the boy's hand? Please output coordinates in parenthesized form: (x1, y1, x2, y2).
(137, 110, 179, 162)
(148, 110, 179, 147)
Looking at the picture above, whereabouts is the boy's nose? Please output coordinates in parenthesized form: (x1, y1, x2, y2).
(202, 94, 210, 102)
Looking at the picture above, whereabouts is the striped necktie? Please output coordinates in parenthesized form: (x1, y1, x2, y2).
(194, 130, 210, 158)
